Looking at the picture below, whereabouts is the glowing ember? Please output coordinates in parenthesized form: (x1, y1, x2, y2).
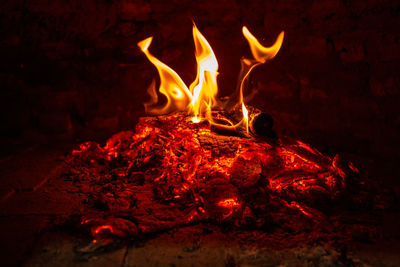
(66, 109, 368, 240)
(218, 198, 241, 219)
(93, 225, 114, 235)
(218, 198, 241, 208)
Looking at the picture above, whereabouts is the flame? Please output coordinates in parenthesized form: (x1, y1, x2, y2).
(189, 24, 219, 123)
(242, 103, 249, 134)
(138, 23, 284, 134)
(138, 37, 192, 115)
(242, 27, 284, 63)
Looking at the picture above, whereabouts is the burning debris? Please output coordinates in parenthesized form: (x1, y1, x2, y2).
(69, 112, 380, 243)
(63, 23, 386, 245)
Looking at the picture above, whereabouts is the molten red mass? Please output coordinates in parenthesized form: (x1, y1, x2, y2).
(66, 111, 380, 242)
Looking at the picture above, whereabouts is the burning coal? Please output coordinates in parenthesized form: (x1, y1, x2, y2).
(70, 111, 371, 242)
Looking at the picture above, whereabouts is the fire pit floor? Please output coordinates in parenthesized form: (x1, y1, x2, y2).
(22, 222, 400, 267)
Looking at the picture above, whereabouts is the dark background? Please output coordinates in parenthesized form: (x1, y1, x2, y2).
(1, 0, 399, 180)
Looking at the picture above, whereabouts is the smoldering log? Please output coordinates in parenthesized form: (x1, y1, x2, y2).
(250, 113, 277, 139)
(224, 104, 277, 139)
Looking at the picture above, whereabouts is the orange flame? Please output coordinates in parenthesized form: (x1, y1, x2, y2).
(138, 37, 192, 115)
(242, 103, 249, 134)
(242, 27, 284, 63)
(138, 23, 284, 134)
(189, 24, 219, 123)
(238, 27, 284, 131)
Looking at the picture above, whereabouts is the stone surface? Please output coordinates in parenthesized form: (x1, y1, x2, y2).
(122, 225, 400, 267)
(22, 224, 400, 267)
(0, 145, 68, 195)
(25, 232, 128, 267)
(0, 144, 80, 266)
(0, 216, 51, 266)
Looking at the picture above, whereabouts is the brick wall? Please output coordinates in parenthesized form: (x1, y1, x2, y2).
(0, 0, 399, 168)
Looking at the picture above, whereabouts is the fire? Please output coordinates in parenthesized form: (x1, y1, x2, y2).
(138, 23, 284, 133)
(242, 26, 284, 63)
(238, 27, 285, 132)
(70, 23, 368, 242)
(242, 103, 249, 134)
(138, 37, 192, 115)
(190, 24, 219, 123)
